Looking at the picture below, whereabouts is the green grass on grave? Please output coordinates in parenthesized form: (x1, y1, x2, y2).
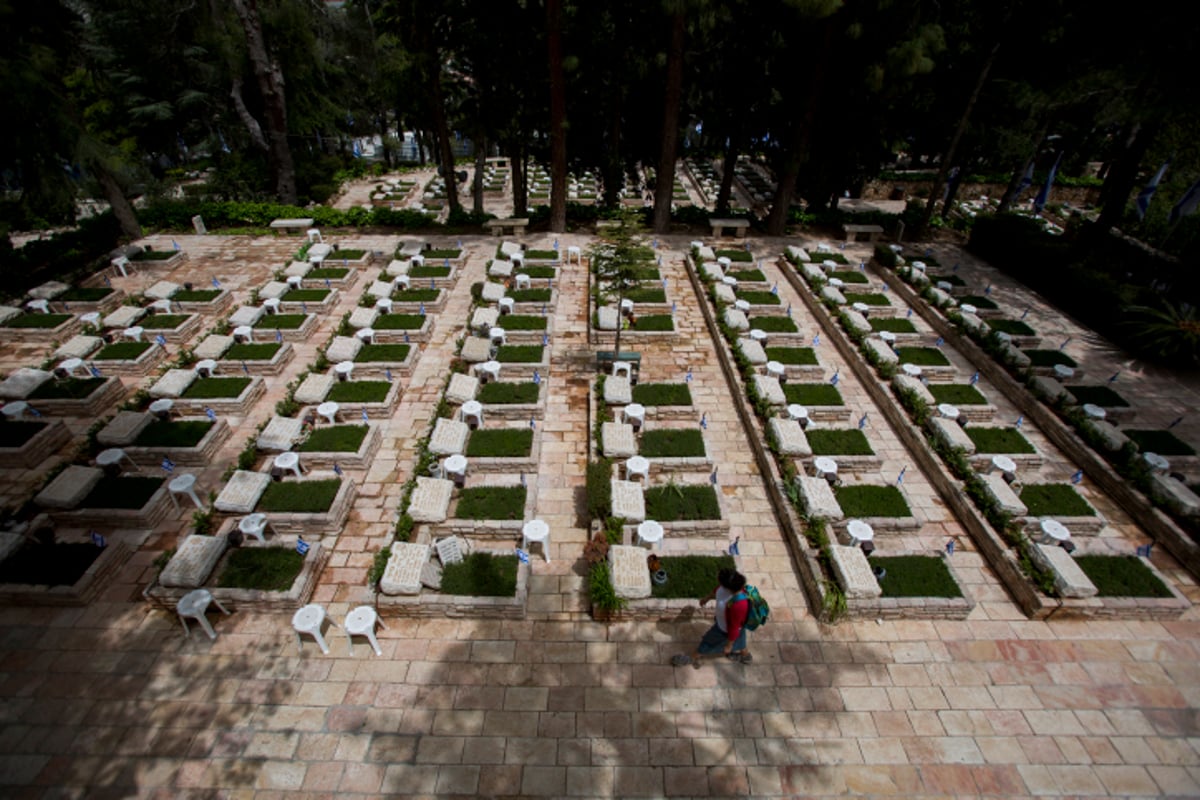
(466, 428, 534, 457)
(326, 381, 390, 402)
(631, 267, 660, 281)
(355, 344, 411, 362)
(0, 421, 46, 448)
(281, 289, 330, 303)
(299, 425, 368, 452)
(1124, 429, 1196, 456)
(94, 342, 152, 360)
(59, 287, 113, 302)
(254, 314, 307, 330)
(454, 486, 527, 520)
(1064, 385, 1129, 408)
(1019, 483, 1096, 516)
(133, 420, 213, 448)
(499, 315, 547, 331)
(173, 289, 221, 302)
(392, 288, 440, 302)
(930, 273, 966, 286)
(806, 251, 848, 264)
(736, 291, 781, 306)
(624, 288, 666, 303)
(139, 314, 190, 330)
(4, 314, 72, 329)
(423, 248, 461, 259)
(477, 382, 540, 404)
(28, 377, 104, 400)
(1024, 350, 1078, 367)
(806, 429, 874, 456)
(509, 288, 551, 303)
(129, 249, 176, 261)
(1075, 555, 1173, 598)
(959, 295, 998, 309)
(373, 314, 425, 330)
(0, 541, 101, 586)
(894, 347, 951, 366)
(714, 249, 753, 262)
(748, 316, 797, 333)
(764, 347, 818, 365)
(873, 556, 963, 598)
(631, 315, 674, 331)
(330, 249, 367, 260)
(257, 479, 341, 513)
(830, 270, 869, 284)
(927, 384, 987, 405)
(440, 553, 518, 597)
(181, 377, 251, 399)
(225, 343, 281, 361)
(869, 318, 917, 333)
(783, 383, 843, 406)
(650, 554, 737, 599)
(640, 429, 706, 458)
(843, 292, 891, 306)
(496, 345, 543, 363)
(631, 383, 692, 406)
(834, 485, 911, 517)
(216, 547, 305, 591)
(409, 266, 451, 278)
(526, 249, 558, 260)
(307, 268, 349, 280)
(965, 427, 1035, 454)
(523, 266, 556, 279)
(644, 484, 722, 521)
(987, 319, 1037, 336)
(728, 269, 766, 282)
(81, 476, 163, 509)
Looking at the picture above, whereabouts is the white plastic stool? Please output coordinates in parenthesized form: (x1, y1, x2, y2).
(901, 363, 922, 378)
(623, 403, 646, 431)
(722, 276, 738, 288)
(286, 275, 303, 290)
(510, 253, 524, 268)
(822, 260, 838, 272)
(960, 303, 977, 315)
(1, 401, 28, 420)
(567, 245, 581, 264)
(96, 447, 134, 473)
(786, 404, 810, 428)
(990, 455, 1017, 482)
(177, 589, 230, 640)
(355, 328, 375, 345)
(344, 605, 387, 656)
(717, 257, 732, 269)
(625, 455, 650, 482)
(443, 454, 468, 486)
(636, 520, 664, 549)
(238, 513, 270, 543)
(56, 358, 84, 378)
(734, 299, 751, 313)
(292, 603, 339, 654)
(611, 362, 632, 380)
(489, 327, 507, 346)
(1082, 403, 1106, 420)
(515, 273, 531, 290)
(111, 256, 131, 277)
(376, 297, 393, 314)
(233, 325, 253, 343)
(1143, 452, 1170, 474)
(765, 361, 785, 381)
(829, 278, 845, 289)
(847, 519, 875, 545)
(169, 473, 204, 509)
(852, 302, 871, 315)
(522, 519, 551, 563)
(411, 253, 425, 268)
(26, 299, 50, 314)
(749, 328, 767, 346)
(936, 281, 953, 292)
(498, 297, 515, 315)
(148, 398, 174, 420)
(307, 228, 323, 243)
(879, 331, 897, 347)
(1053, 364, 1075, 380)
(620, 298, 634, 317)
(274, 451, 302, 478)
(910, 260, 926, 272)
(195, 359, 218, 377)
(814, 456, 838, 483)
(263, 298, 281, 315)
(80, 312, 102, 328)
(334, 361, 355, 381)
(477, 360, 501, 383)
(317, 401, 340, 425)
(461, 400, 484, 429)
(393, 274, 411, 291)
(123, 326, 145, 342)
(1039, 518, 1071, 545)
(150, 299, 174, 314)
(938, 403, 961, 423)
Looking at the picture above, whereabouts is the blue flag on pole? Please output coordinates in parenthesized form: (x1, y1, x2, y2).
(530, 417, 536, 429)
(515, 548, 530, 564)
(1169, 177, 1200, 225)
(362, 409, 369, 422)
(155, 334, 167, 346)
(710, 467, 718, 485)
(161, 457, 175, 473)
(205, 407, 216, 421)
(686, 369, 693, 383)
(830, 371, 839, 386)
(858, 413, 868, 430)
(89, 363, 102, 378)
(333, 462, 343, 476)
(520, 472, 526, 488)
(385, 368, 393, 382)
(1033, 152, 1062, 213)
(970, 371, 980, 385)
(419, 302, 425, 316)
(241, 361, 249, 375)
(1014, 160, 1035, 199)
(1016, 415, 1024, 428)
(728, 536, 740, 556)
(533, 369, 541, 385)
(211, 277, 221, 288)
(700, 412, 707, 429)
(897, 466, 906, 485)
(1136, 160, 1170, 220)
(812, 334, 820, 346)
(91, 530, 106, 548)
(1071, 469, 1083, 484)
(275, 329, 283, 343)
(296, 537, 310, 555)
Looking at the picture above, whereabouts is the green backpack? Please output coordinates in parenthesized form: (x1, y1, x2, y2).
(733, 585, 769, 630)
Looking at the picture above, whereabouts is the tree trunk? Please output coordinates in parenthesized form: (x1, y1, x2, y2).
(918, 37, 1002, 236)
(1092, 116, 1162, 235)
(473, 134, 486, 215)
(940, 163, 966, 217)
(94, 164, 141, 239)
(716, 136, 739, 214)
(546, 0, 568, 232)
(230, 78, 268, 152)
(766, 19, 835, 236)
(229, 0, 296, 204)
(427, 63, 460, 212)
(509, 140, 528, 217)
(652, 10, 686, 234)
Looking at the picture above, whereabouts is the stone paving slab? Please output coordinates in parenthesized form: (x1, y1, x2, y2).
(428, 418, 469, 456)
(609, 544, 651, 599)
(408, 476, 454, 522)
(380, 542, 430, 595)
(159, 534, 227, 588)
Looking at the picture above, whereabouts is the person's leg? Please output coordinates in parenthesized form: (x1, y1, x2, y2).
(728, 628, 751, 662)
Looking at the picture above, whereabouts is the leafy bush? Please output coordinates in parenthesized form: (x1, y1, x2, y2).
(441, 553, 519, 597)
(587, 459, 613, 520)
(1019, 483, 1095, 516)
(454, 486, 527, 519)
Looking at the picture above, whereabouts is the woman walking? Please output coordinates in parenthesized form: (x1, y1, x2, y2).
(672, 568, 752, 668)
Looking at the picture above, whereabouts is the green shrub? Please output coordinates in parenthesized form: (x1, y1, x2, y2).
(454, 486, 527, 519)
(81, 476, 163, 509)
(589, 561, 627, 613)
(650, 555, 736, 598)
(1075, 555, 1172, 598)
(587, 459, 613, 520)
(764, 346, 817, 365)
(182, 377, 251, 399)
(466, 428, 533, 457)
(477, 382, 540, 404)
(93, 342, 152, 360)
(644, 484, 721, 520)
(631, 383, 692, 406)
(640, 428, 706, 457)
(1024, 349, 1078, 367)
(217, 548, 304, 591)
(133, 420, 213, 448)
(496, 345, 543, 363)
(783, 384, 843, 405)
(225, 343, 281, 361)
(927, 384, 987, 405)
(843, 293, 890, 306)
(873, 244, 899, 267)
(253, 314, 307, 330)
(354, 344, 411, 362)
(441, 552, 519, 597)
(257, 479, 341, 512)
(869, 318, 917, 333)
(894, 347, 951, 366)
(326, 381, 390, 402)
(1019, 483, 1095, 516)
(965, 427, 1036, 454)
(806, 429, 874, 456)
(373, 314, 425, 330)
(834, 485, 911, 517)
(299, 425, 367, 452)
(872, 556, 962, 598)
(1124, 429, 1196, 456)
(1064, 385, 1129, 408)
(748, 316, 798, 333)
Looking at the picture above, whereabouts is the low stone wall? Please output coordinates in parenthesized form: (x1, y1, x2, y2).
(1, 316, 81, 343)
(50, 484, 174, 531)
(176, 289, 233, 316)
(146, 313, 202, 344)
(0, 541, 132, 607)
(279, 288, 340, 315)
(259, 479, 358, 538)
(295, 424, 382, 471)
(218, 342, 295, 377)
(31, 377, 126, 418)
(174, 377, 266, 417)
(375, 557, 530, 619)
(92, 344, 167, 378)
(0, 420, 72, 469)
(125, 418, 232, 470)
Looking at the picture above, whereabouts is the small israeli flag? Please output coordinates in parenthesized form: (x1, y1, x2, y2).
(385, 368, 393, 382)
(1022, 306, 1031, 320)
(744, 241, 751, 252)
(457, 239, 462, 248)
(686, 369, 693, 383)
(296, 537, 310, 555)
(984, 285, 992, 295)
(403, 332, 410, 344)
(1108, 372, 1120, 383)
(728, 536, 740, 556)
(90, 530, 106, 548)
(830, 371, 839, 386)
(211, 277, 221, 288)
(672, 301, 677, 314)
(419, 302, 425, 316)
(431, 278, 436, 290)
(103, 275, 111, 287)
(161, 457, 175, 473)
(858, 412, 868, 430)
(1071, 469, 1083, 484)
(1136, 543, 1153, 558)
(657, 255, 662, 266)
(1015, 415, 1024, 428)
(89, 363, 102, 378)
(553, 238, 559, 251)
(771, 283, 778, 296)
(787, 304, 792, 318)
(946, 539, 955, 554)
(542, 333, 549, 346)
(530, 417, 536, 429)
(533, 369, 541, 385)
(241, 361, 249, 375)
(275, 329, 283, 343)
(548, 278, 552, 289)
(907, 308, 913, 319)
(935, 336, 944, 347)
(344, 258, 349, 269)
(301, 301, 308, 314)
(1059, 337, 1071, 351)
(333, 462, 343, 476)
(860, 261, 867, 272)
(27, 406, 40, 417)
(1168, 416, 1184, 429)
(362, 409, 369, 422)
(700, 412, 707, 429)
(953, 263, 960, 273)
(652, 238, 658, 249)
(520, 472, 527, 488)
(839, 242, 847, 251)
(541, 304, 547, 315)
(155, 334, 167, 346)
(710, 467, 718, 485)
(516, 548, 531, 564)
(812, 334, 820, 347)
(970, 371, 980, 385)
(325, 278, 332, 289)
(172, 240, 180, 251)
(662, 277, 667, 289)
(897, 466, 906, 485)
(205, 407, 216, 421)
(443, 258, 450, 268)
(881, 283, 888, 293)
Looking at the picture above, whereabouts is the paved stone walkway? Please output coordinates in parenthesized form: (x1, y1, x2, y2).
(2, 231, 1200, 798)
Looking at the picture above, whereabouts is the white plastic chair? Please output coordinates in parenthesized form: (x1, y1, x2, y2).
(177, 589, 230, 640)
(292, 603, 339, 654)
(344, 605, 387, 656)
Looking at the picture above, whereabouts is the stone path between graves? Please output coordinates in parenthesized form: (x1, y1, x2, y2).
(2, 232, 1200, 798)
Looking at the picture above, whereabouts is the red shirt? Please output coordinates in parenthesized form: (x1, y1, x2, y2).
(725, 595, 749, 643)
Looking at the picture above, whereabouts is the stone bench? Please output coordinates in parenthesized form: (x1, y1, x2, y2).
(484, 218, 530, 237)
(842, 223, 884, 243)
(829, 544, 881, 599)
(269, 218, 314, 235)
(1030, 544, 1097, 598)
(928, 416, 975, 454)
(708, 217, 750, 238)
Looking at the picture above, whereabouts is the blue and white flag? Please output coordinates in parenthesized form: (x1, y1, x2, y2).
(1022, 306, 1031, 320)
(812, 334, 820, 347)
(1136, 543, 1153, 558)
(275, 329, 283, 343)
(301, 301, 308, 314)
(830, 371, 839, 386)
(515, 548, 530, 564)
(970, 371, 980, 385)
(155, 334, 167, 346)
(103, 275, 111, 287)
(404, 332, 410, 344)
(771, 283, 779, 296)
(897, 466, 906, 485)
(686, 369, 693, 383)
(533, 369, 541, 385)
(787, 304, 792, 318)
(710, 467, 718, 485)
(541, 304, 547, 315)
(1108, 371, 1120, 383)
(1060, 337, 1071, 350)
(352, 139, 362, 158)
(362, 409, 369, 422)
(419, 302, 425, 316)
(1168, 415, 1184, 429)
(430, 278, 436, 290)
(28, 406, 41, 417)
(542, 333, 549, 346)
(1169, 177, 1200, 225)
(90, 530, 106, 548)
(161, 457, 175, 473)
(1033, 153, 1063, 213)
(1014, 161, 1035, 199)
(444, 258, 450, 268)
(936, 337, 944, 347)
(89, 363, 102, 378)
(700, 412, 707, 429)
(1136, 160, 1171, 220)
(1071, 469, 1083, 484)
(172, 240, 181, 251)
(671, 301, 677, 315)
(333, 463, 343, 476)
(385, 368, 393, 382)
(205, 407, 216, 421)
(1015, 415, 1024, 429)
(860, 261, 867, 272)
(296, 537, 310, 555)
(520, 472, 527, 488)
(652, 238, 658, 249)
(211, 277, 221, 288)
(907, 308, 913, 319)
(858, 412, 868, 430)
(553, 238, 559, 250)
(241, 361, 249, 375)
(325, 278, 332, 289)
(984, 285, 992, 296)
(727, 536, 740, 556)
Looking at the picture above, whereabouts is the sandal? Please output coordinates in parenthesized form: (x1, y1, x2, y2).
(730, 651, 753, 664)
(671, 654, 693, 667)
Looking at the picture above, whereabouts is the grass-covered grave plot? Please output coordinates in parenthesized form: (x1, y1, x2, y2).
(643, 484, 722, 521)
(872, 556, 962, 598)
(834, 485, 911, 517)
(1019, 483, 1096, 517)
(965, 427, 1036, 454)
